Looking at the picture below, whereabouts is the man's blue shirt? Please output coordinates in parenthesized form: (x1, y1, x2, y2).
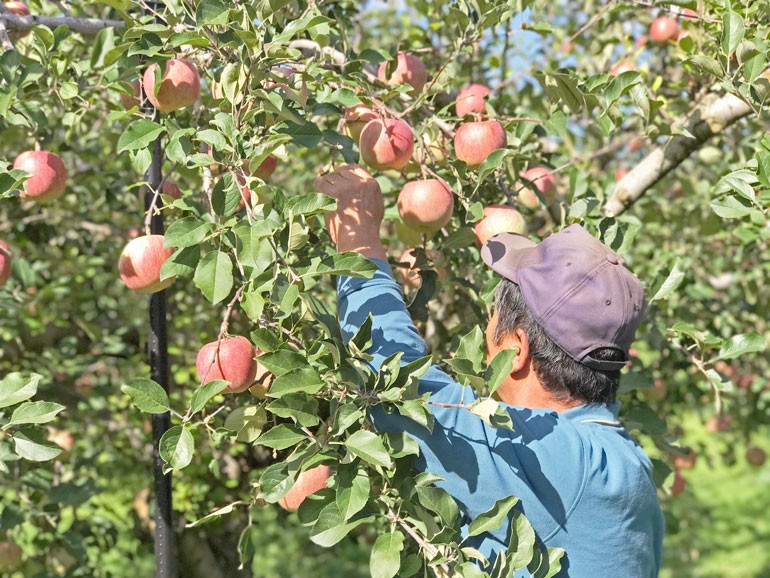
(337, 258, 664, 577)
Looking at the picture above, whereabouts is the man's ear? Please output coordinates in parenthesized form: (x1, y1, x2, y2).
(504, 327, 529, 373)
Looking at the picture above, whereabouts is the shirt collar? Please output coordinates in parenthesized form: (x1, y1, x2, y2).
(561, 401, 622, 426)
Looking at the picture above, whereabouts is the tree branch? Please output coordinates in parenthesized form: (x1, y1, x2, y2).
(0, 13, 124, 35)
(603, 92, 755, 217)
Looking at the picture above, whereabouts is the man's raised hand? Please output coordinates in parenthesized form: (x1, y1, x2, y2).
(314, 164, 386, 260)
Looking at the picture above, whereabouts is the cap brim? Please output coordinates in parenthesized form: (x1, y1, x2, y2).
(481, 232, 538, 283)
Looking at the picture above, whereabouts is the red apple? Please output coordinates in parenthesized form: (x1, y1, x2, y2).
(641, 378, 667, 402)
(5, 1, 29, 39)
(247, 156, 278, 181)
(746, 446, 766, 467)
(119, 81, 141, 109)
(670, 471, 686, 497)
(474, 205, 526, 246)
(609, 61, 636, 76)
(278, 465, 332, 512)
(13, 150, 67, 202)
(142, 59, 201, 113)
(398, 179, 454, 233)
(627, 137, 645, 152)
(649, 17, 678, 43)
(0, 240, 12, 287)
(519, 166, 556, 209)
(359, 118, 414, 171)
(454, 120, 507, 168)
(343, 104, 379, 144)
(706, 414, 731, 433)
(162, 179, 181, 200)
(396, 248, 445, 289)
(196, 336, 259, 394)
(671, 448, 697, 470)
(455, 84, 491, 117)
(47, 427, 75, 453)
(378, 53, 428, 95)
(0, 540, 22, 572)
(118, 235, 175, 294)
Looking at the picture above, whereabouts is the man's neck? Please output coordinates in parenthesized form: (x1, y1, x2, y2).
(495, 374, 584, 412)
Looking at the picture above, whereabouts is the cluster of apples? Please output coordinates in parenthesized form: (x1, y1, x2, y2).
(342, 52, 561, 286)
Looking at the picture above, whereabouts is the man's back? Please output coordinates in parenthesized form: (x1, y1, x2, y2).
(339, 260, 664, 576)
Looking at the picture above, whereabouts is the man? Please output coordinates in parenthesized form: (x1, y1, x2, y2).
(315, 165, 664, 577)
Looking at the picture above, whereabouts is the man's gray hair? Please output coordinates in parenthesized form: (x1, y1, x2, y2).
(493, 279, 626, 404)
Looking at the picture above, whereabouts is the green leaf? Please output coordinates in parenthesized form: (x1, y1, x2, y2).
(267, 394, 320, 427)
(310, 503, 372, 547)
(257, 350, 308, 376)
(686, 55, 723, 77)
(7, 401, 65, 427)
(159, 425, 194, 471)
(510, 510, 537, 569)
(12, 430, 62, 462)
(721, 12, 745, 57)
(285, 193, 336, 216)
(189, 380, 229, 416)
(714, 333, 765, 361)
(649, 260, 685, 303)
(468, 495, 519, 537)
(476, 149, 513, 183)
(297, 252, 378, 279)
(345, 430, 392, 468)
(117, 119, 164, 153)
(416, 485, 459, 526)
(455, 326, 486, 372)
(710, 196, 753, 219)
(0, 373, 42, 409)
(224, 406, 267, 443)
(336, 467, 370, 521)
(370, 531, 404, 578)
(121, 378, 169, 414)
(470, 399, 515, 431)
(194, 250, 234, 305)
(164, 218, 211, 248)
(485, 349, 517, 396)
(266, 367, 324, 398)
(195, 0, 230, 25)
(255, 424, 306, 450)
(533, 548, 565, 578)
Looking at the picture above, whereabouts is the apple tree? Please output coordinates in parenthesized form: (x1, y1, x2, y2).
(0, 0, 768, 576)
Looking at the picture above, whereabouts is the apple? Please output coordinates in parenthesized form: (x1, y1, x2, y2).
(378, 53, 428, 95)
(13, 150, 67, 202)
(519, 166, 556, 209)
(649, 17, 678, 42)
(238, 156, 278, 209)
(142, 58, 201, 112)
(119, 81, 140, 109)
(454, 120, 507, 168)
(474, 205, 526, 246)
(396, 248, 445, 289)
(627, 137, 645, 152)
(0, 240, 12, 287)
(196, 336, 259, 394)
(278, 465, 332, 512)
(0, 540, 22, 572)
(746, 446, 766, 467)
(706, 414, 731, 433)
(609, 61, 636, 76)
(455, 84, 491, 117)
(641, 378, 667, 402)
(398, 179, 454, 233)
(359, 118, 414, 171)
(671, 448, 697, 470)
(670, 471, 686, 497)
(162, 179, 181, 200)
(47, 427, 75, 453)
(5, 1, 29, 40)
(343, 104, 379, 144)
(118, 235, 175, 294)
